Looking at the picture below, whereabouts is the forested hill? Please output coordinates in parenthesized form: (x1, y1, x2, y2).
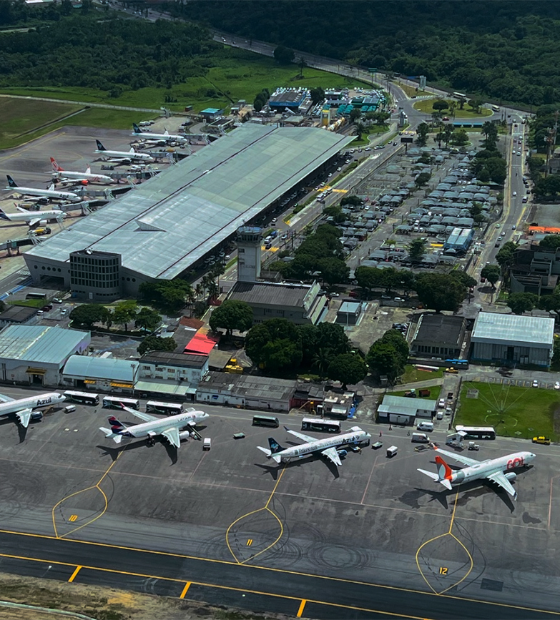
(0, 15, 211, 92)
(180, 0, 560, 107)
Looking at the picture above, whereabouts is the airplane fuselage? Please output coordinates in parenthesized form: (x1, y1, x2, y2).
(275, 430, 371, 462)
(3, 209, 64, 224)
(0, 392, 65, 417)
(121, 411, 207, 439)
(95, 148, 153, 163)
(447, 451, 535, 486)
(7, 186, 80, 202)
(133, 130, 186, 143)
(55, 171, 113, 184)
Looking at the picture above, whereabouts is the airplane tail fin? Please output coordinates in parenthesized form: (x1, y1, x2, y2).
(6, 175, 17, 188)
(85, 167, 91, 174)
(418, 455, 453, 490)
(96, 140, 106, 151)
(257, 442, 283, 463)
(50, 157, 62, 172)
(268, 437, 284, 453)
(99, 427, 123, 444)
(133, 123, 141, 134)
(0, 208, 11, 221)
(108, 415, 127, 433)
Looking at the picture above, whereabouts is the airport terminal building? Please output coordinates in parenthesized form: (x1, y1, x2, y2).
(24, 125, 352, 301)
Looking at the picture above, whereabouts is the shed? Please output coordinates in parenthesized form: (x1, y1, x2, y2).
(62, 355, 139, 392)
(377, 395, 437, 425)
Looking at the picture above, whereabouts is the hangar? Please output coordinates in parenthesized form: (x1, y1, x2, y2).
(24, 125, 352, 301)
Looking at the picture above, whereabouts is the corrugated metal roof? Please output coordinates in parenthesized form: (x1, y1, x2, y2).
(378, 395, 437, 416)
(26, 125, 353, 280)
(63, 355, 139, 381)
(0, 325, 89, 364)
(472, 312, 554, 347)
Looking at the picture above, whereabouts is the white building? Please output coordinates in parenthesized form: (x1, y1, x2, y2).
(62, 355, 139, 393)
(0, 325, 90, 386)
(471, 312, 554, 367)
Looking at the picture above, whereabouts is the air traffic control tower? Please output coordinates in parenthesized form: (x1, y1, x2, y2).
(236, 227, 262, 282)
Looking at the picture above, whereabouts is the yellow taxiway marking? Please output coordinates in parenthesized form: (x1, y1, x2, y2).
(0, 528, 559, 618)
(225, 468, 286, 565)
(52, 449, 125, 539)
(297, 599, 307, 617)
(68, 565, 81, 583)
(180, 582, 191, 599)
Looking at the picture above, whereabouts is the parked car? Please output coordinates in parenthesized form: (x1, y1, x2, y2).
(532, 379, 539, 388)
(532, 436, 551, 445)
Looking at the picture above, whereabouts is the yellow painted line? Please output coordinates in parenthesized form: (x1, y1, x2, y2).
(448, 491, 459, 533)
(331, 189, 348, 193)
(180, 582, 191, 599)
(297, 599, 307, 617)
(68, 565, 81, 583)
(0, 547, 557, 618)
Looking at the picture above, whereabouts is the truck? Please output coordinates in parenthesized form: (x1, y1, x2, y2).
(532, 436, 551, 445)
(411, 432, 430, 443)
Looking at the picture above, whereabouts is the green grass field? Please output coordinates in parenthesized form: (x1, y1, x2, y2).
(456, 381, 560, 441)
(412, 98, 492, 119)
(0, 48, 368, 114)
(400, 364, 444, 384)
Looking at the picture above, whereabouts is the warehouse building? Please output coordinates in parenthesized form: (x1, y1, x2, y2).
(444, 227, 474, 254)
(471, 312, 554, 367)
(377, 395, 437, 425)
(411, 314, 467, 359)
(24, 125, 352, 301)
(0, 325, 90, 386)
(62, 355, 139, 392)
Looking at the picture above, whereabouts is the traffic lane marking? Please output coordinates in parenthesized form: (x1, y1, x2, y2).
(68, 565, 81, 582)
(0, 531, 559, 619)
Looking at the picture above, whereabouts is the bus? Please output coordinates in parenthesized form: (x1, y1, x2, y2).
(452, 91, 466, 99)
(445, 359, 468, 367)
(252, 415, 280, 428)
(456, 425, 496, 440)
(63, 390, 99, 406)
(102, 396, 140, 410)
(146, 401, 183, 416)
(301, 418, 341, 433)
(25, 292, 47, 300)
(491, 105, 500, 112)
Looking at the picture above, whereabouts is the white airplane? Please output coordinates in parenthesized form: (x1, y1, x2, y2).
(257, 426, 371, 467)
(99, 405, 209, 448)
(95, 140, 154, 164)
(0, 206, 65, 227)
(132, 123, 187, 144)
(418, 446, 536, 500)
(5, 175, 81, 203)
(50, 158, 113, 185)
(0, 392, 66, 427)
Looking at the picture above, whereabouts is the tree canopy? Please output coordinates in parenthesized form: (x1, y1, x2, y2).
(69, 303, 110, 328)
(327, 353, 367, 388)
(209, 300, 253, 336)
(137, 335, 176, 357)
(367, 329, 409, 383)
(415, 273, 467, 313)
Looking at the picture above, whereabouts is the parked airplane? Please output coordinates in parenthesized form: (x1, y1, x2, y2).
(50, 158, 113, 185)
(257, 426, 371, 467)
(418, 446, 536, 500)
(0, 206, 65, 227)
(132, 123, 187, 144)
(99, 406, 209, 448)
(5, 175, 81, 203)
(95, 140, 154, 164)
(0, 392, 66, 427)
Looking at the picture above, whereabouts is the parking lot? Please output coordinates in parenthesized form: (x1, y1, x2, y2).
(0, 388, 557, 613)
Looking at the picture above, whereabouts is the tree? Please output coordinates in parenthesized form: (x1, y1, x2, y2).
(113, 300, 138, 332)
(432, 99, 449, 111)
(415, 273, 466, 313)
(69, 304, 110, 329)
(315, 322, 350, 357)
(366, 342, 404, 383)
(209, 300, 253, 336)
(262, 338, 303, 373)
(481, 264, 501, 289)
(349, 108, 362, 123)
(137, 335, 176, 356)
(273, 45, 295, 64)
(496, 241, 517, 271)
(253, 96, 264, 112)
(408, 238, 426, 263)
(379, 329, 409, 366)
(310, 87, 325, 105)
(507, 292, 538, 315)
(317, 257, 349, 286)
(451, 128, 469, 146)
(450, 271, 477, 289)
(327, 353, 367, 389)
(139, 279, 193, 312)
(415, 172, 431, 187)
(245, 319, 301, 370)
(355, 122, 366, 140)
(416, 122, 429, 146)
(539, 235, 560, 250)
(134, 307, 161, 332)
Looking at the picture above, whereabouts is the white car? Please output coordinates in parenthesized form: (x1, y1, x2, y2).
(555, 381, 560, 390)
(438, 398, 445, 408)
(532, 380, 539, 388)
(513, 191, 517, 196)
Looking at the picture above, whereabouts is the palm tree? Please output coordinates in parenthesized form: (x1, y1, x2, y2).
(313, 348, 331, 376)
(449, 100, 457, 118)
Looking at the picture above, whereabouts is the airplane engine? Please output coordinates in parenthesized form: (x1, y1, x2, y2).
(38, 219, 47, 226)
(80, 180, 89, 186)
(337, 449, 348, 458)
(178, 430, 192, 441)
(505, 472, 517, 481)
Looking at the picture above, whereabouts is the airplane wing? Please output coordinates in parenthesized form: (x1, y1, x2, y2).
(284, 427, 316, 443)
(28, 218, 41, 227)
(127, 409, 158, 423)
(16, 408, 32, 428)
(161, 427, 181, 448)
(434, 446, 480, 467)
(321, 446, 342, 467)
(0, 393, 15, 404)
(487, 471, 517, 499)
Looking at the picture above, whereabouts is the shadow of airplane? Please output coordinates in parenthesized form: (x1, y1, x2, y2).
(254, 449, 342, 480)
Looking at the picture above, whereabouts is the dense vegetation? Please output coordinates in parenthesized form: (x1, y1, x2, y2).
(0, 10, 211, 95)
(181, 0, 560, 107)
